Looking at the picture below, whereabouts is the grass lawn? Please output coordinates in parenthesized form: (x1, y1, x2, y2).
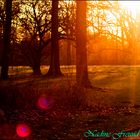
(0, 65, 140, 140)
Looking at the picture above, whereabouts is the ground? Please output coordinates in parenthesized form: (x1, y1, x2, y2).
(0, 65, 140, 140)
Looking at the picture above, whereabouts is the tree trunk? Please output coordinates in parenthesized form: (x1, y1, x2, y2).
(46, 0, 63, 77)
(33, 64, 41, 75)
(76, 1, 91, 88)
(32, 56, 41, 75)
(67, 40, 71, 65)
(1, 0, 12, 80)
(32, 38, 43, 75)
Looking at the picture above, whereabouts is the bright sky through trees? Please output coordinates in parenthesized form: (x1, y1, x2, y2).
(119, 1, 140, 19)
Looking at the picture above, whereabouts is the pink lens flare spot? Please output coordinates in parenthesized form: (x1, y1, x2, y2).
(16, 123, 31, 138)
(37, 96, 49, 110)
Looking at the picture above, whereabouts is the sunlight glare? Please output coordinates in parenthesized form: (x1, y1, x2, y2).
(119, 1, 140, 18)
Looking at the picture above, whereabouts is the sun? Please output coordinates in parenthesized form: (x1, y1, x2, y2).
(119, 1, 140, 18)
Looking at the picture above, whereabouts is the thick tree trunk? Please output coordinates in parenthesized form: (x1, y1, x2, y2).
(46, 0, 63, 77)
(33, 65, 41, 75)
(1, 0, 12, 80)
(76, 1, 91, 88)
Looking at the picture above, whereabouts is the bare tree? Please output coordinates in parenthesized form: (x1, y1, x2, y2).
(87, 1, 136, 64)
(18, 0, 51, 75)
(59, 1, 76, 65)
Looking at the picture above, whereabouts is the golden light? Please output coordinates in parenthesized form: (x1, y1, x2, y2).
(119, 1, 140, 18)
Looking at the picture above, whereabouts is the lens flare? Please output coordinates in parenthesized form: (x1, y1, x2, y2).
(16, 123, 31, 138)
(37, 96, 49, 110)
